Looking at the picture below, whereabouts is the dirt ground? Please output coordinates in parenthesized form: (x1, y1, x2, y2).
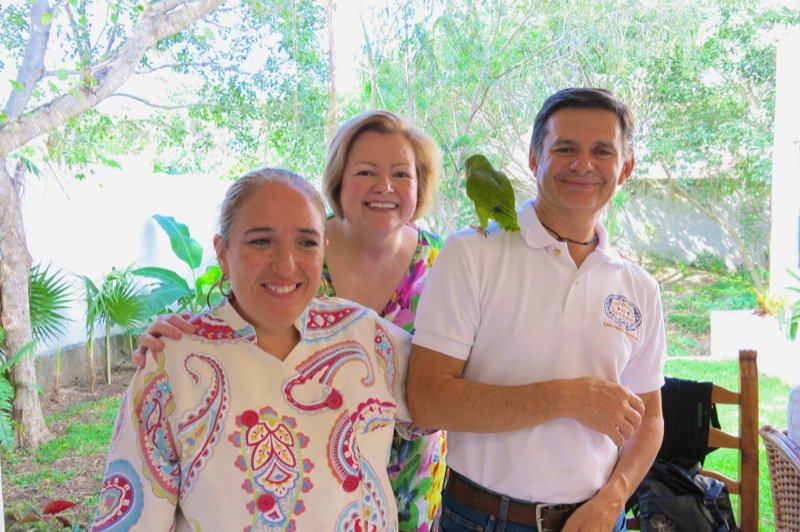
(2, 366, 136, 530)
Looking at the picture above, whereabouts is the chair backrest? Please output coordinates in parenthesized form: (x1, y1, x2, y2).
(627, 348, 759, 531)
(703, 348, 759, 531)
(760, 425, 800, 532)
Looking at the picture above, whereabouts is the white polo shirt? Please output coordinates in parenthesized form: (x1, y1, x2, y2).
(412, 200, 666, 504)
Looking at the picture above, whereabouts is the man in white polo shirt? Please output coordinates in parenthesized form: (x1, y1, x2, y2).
(407, 88, 666, 531)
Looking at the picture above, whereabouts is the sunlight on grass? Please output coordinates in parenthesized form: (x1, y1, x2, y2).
(35, 397, 120, 464)
(34, 422, 115, 464)
(665, 358, 792, 531)
(44, 395, 121, 425)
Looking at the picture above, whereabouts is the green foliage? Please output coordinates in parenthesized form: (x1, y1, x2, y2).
(133, 215, 223, 316)
(29, 263, 73, 345)
(666, 334, 700, 358)
(0, 341, 37, 451)
(665, 272, 757, 338)
(153, 215, 203, 269)
(604, 190, 627, 243)
(145, 1, 328, 180)
(0, 263, 72, 451)
(45, 110, 146, 179)
(2, 395, 121, 529)
(81, 267, 149, 384)
(650, 257, 759, 355)
(784, 269, 800, 341)
(690, 252, 729, 275)
(82, 268, 149, 335)
(0, 3, 28, 55)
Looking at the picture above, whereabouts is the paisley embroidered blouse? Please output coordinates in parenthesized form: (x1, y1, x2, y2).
(92, 298, 413, 531)
(323, 225, 447, 531)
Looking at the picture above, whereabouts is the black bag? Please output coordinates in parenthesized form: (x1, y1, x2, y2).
(627, 458, 737, 532)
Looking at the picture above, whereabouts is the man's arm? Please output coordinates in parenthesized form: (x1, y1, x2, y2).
(562, 389, 663, 532)
(407, 344, 647, 446)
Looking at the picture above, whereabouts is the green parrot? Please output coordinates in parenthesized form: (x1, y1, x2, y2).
(465, 153, 520, 234)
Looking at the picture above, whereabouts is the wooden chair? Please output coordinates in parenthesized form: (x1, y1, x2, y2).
(627, 348, 759, 531)
(760, 425, 800, 532)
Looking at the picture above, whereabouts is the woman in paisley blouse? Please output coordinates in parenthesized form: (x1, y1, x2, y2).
(134, 111, 446, 531)
(96, 168, 419, 531)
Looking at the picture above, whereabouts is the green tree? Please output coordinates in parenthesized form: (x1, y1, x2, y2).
(635, 3, 799, 292)
(344, 0, 796, 292)
(0, 263, 71, 450)
(82, 267, 148, 389)
(133, 214, 224, 317)
(0, 0, 331, 447)
(0, 0, 225, 448)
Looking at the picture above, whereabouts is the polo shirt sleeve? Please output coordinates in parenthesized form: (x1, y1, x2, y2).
(412, 233, 481, 361)
(621, 279, 667, 394)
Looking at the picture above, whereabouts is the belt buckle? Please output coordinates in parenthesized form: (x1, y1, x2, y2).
(535, 503, 554, 532)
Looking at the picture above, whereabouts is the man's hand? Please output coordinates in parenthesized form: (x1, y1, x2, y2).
(131, 313, 193, 368)
(561, 490, 624, 532)
(567, 378, 645, 446)
(561, 387, 662, 531)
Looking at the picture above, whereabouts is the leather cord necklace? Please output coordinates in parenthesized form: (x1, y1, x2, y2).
(540, 221, 599, 246)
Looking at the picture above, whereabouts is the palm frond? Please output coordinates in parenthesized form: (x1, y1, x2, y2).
(0, 340, 38, 451)
(29, 263, 73, 344)
(0, 374, 15, 450)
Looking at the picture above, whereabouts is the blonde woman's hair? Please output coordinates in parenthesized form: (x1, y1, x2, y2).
(322, 110, 442, 221)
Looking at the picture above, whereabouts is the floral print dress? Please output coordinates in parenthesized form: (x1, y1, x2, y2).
(322, 225, 446, 531)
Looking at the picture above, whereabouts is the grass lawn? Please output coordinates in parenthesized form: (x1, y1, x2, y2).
(665, 357, 793, 531)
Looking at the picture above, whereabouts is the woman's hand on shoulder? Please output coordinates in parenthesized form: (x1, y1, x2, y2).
(132, 313, 194, 368)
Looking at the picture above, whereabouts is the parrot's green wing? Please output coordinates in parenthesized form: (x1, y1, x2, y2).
(465, 154, 520, 233)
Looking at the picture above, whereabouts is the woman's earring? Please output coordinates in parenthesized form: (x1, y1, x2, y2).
(220, 275, 234, 299)
(316, 275, 330, 297)
(207, 274, 233, 308)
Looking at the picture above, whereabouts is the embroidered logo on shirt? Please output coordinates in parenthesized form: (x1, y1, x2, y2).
(603, 294, 642, 332)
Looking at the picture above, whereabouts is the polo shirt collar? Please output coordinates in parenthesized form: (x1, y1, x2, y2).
(518, 199, 625, 266)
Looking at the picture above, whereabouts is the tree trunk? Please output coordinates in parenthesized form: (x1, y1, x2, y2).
(105, 322, 111, 384)
(87, 336, 97, 393)
(0, 161, 52, 447)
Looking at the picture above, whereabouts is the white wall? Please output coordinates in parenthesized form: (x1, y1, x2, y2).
(22, 157, 230, 351)
(770, 32, 800, 296)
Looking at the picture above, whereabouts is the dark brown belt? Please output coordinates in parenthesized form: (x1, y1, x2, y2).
(444, 471, 584, 531)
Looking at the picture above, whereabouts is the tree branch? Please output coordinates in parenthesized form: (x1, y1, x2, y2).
(0, 0, 224, 157)
(2, 0, 52, 119)
(108, 92, 201, 110)
(64, 2, 92, 66)
(136, 61, 215, 74)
